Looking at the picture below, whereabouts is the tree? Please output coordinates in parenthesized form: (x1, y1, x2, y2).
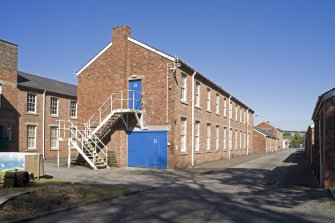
(283, 132, 291, 137)
(291, 132, 303, 147)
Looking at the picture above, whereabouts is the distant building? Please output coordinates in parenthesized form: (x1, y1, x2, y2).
(253, 121, 284, 153)
(0, 39, 77, 159)
(310, 88, 335, 188)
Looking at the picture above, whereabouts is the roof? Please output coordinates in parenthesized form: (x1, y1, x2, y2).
(312, 88, 335, 120)
(254, 127, 276, 139)
(0, 39, 18, 46)
(17, 71, 77, 97)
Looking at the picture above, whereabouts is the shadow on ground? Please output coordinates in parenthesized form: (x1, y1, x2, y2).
(27, 151, 335, 223)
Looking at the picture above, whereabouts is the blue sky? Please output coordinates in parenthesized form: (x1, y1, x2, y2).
(1, 0, 334, 131)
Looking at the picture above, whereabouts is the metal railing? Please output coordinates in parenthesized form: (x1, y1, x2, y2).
(86, 90, 142, 135)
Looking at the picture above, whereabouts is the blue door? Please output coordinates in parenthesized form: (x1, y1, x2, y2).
(128, 131, 167, 168)
(129, 80, 142, 110)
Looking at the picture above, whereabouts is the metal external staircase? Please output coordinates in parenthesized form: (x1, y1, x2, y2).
(58, 90, 143, 170)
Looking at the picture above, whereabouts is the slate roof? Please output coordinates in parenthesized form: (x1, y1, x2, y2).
(254, 127, 276, 139)
(17, 71, 77, 97)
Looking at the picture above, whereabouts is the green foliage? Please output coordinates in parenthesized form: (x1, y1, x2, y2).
(291, 132, 303, 146)
(283, 132, 291, 136)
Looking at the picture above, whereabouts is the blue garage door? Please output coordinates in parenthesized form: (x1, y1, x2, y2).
(128, 131, 167, 168)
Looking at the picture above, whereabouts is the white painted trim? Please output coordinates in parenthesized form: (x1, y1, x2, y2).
(128, 37, 174, 61)
(76, 42, 113, 76)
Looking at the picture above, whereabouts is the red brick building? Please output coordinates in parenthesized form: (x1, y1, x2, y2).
(253, 121, 284, 153)
(0, 39, 77, 159)
(253, 127, 277, 154)
(311, 88, 335, 188)
(304, 124, 315, 171)
(75, 26, 254, 169)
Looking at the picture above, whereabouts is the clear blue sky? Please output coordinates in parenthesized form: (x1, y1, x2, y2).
(1, 0, 334, 131)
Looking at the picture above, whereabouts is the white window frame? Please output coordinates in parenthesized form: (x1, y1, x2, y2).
(216, 94, 220, 115)
(224, 98, 227, 117)
(235, 129, 238, 149)
(240, 131, 242, 149)
(50, 97, 58, 116)
(207, 88, 211, 111)
(180, 117, 187, 153)
(247, 113, 250, 124)
(206, 123, 211, 150)
(195, 121, 200, 152)
(229, 101, 233, 120)
(195, 81, 200, 107)
(50, 126, 59, 150)
(240, 108, 243, 123)
(27, 93, 37, 113)
(229, 128, 232, 149)
(27, 125, 36, 150)
(243, 132, 246, 149)
(215, 125, 219, 150)
(70, 100, 77, 118)
(235, 104, 238, 122)
(70, 126, 77, 149)
(180, 73, 187, 102)
(223, 127, 227, 150)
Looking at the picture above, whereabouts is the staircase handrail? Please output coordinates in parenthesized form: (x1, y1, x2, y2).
(84, 123, 108, 162)
(86, 90, 142, 131)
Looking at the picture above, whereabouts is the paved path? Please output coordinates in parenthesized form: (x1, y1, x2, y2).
(24, 149, 335, 223)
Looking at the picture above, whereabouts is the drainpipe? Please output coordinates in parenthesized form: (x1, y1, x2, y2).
(191, 71, 196, 166)
(228, 95, 232, 159)
(318, 119, 322, 187)
(246, 108, 249, 155)
(42, 90, 46, 159)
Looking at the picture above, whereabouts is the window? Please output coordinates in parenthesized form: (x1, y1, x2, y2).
(195, 81, 200, 107)
(224, 98, 227, 117)
(235, 104, 238, 122)
(27, 125, 36, 149)
(244, 111, 246, 124)
(180, 73, 187, 102)
(206, 123, 211, 150)
(207, 88, 211, 111)
(243, 132, 246, 149)
(229, 101, 233, 120)
(195, 121, 200, 152)
(247, 133, 250, 148)
(216, 94, 219, 114)
(240, 131, 242, 149)
(180, 118, 187, 153)
(27, 93, 36, 113)
(70, 101, 77, 118)
(50, 127, 59, 150)
(216, 125, 219, 150)
(240, 109, 243, 123)
(223, 127, 227, 150)
(70, 127, 77, 148)
(247, 113, 250, 124)
(229, 128, 232, 149)
(235, 129, 238, 149)
(50, 97, 58, 115)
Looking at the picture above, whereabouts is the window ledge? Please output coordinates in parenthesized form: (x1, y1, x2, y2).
(180, 100, 188, 105)
(25, 149, 37, 152)
(50, 148, 60, 151)
(215, 150, 220, 153)
(206, 110, 211, 113)
(216, 113, 220, 116)
(50, 115, 60, 118)
(206, 150, 211, 153)
(26, 112, 38, 116)
(179, 152, 188, 156)
(195, 106, 202, 110)
(194, 151, 202, 154)
(71, 117, 77, 119)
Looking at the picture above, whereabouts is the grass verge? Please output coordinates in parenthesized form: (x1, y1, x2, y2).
(0, 177, 131, 221)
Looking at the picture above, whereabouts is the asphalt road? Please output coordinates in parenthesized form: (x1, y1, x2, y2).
(24, 149, 335, 223)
